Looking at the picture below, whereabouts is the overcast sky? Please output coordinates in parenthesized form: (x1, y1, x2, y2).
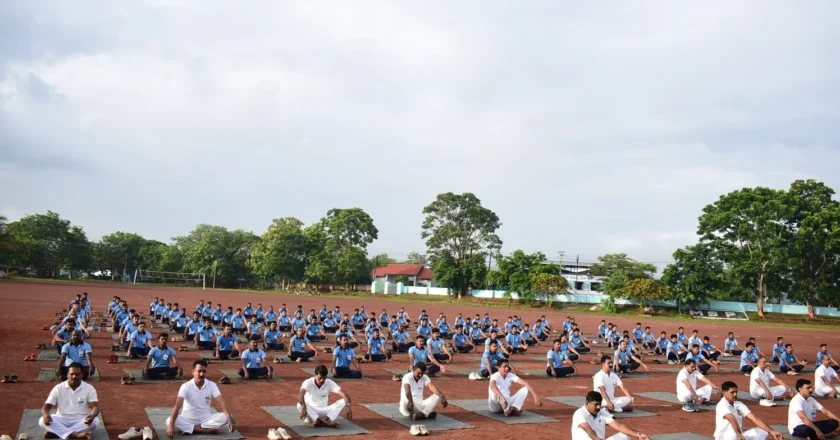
(2, 2, 839, 264)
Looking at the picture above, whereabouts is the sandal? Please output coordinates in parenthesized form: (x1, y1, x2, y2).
(392, 374, 402, 381)
(2, 375, 9, 383)
(24, 354, 36, 362)
(219, 376, 231, 384)
(178, 346, 188, 352)
(9, 375, 18, 383)
(42, 326, 51, 331)
(120, 376, 132, 385)
(272, 357, 285, 364)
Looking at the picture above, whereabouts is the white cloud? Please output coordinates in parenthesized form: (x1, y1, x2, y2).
(2, 1, 840, 264)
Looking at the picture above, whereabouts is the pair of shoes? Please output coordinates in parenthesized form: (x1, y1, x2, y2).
(2, 375, 18, 383)
(744, 373, 751, 377)
(667, 360, 677, 365)
(24, 354, 36, 362)
(786, 370, 798, 376)
(117, 427, 153, 440)
(759, 399, 776, 407)
(178, 346, 189, 352)
(392, 374, 403, 381)
(272, 357, 285, 364)
(468, 372, 484, 380)
(409, 425, 429, 436)
(267, 428, 291, 440)
(110, 345, 121, 352)
(652, 359, 662, 364)
(42, 325, 51, 331)
(322, 347, 332, 353)
(219, 376, 231, 384)
(107, 354, 119, 363)
(120, 376, 136, 385)
(682, 403, 700, 412)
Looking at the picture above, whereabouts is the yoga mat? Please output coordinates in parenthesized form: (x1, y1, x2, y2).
(199, 353, 241, 362)
(38, 368, 99, 382)
(520, 369, 580, 379)
(737, 391, 790, 406)
(386, 368, 450, 380)
(362, 403, 473, 431)
(448, 399, 557, 425)
(300, 368, 371, 381)
(218, 369, 284, 383)
(145, 407, 243, 440)
(650, 434, 713, 440)
(123, 369, 186, 384)
(771, 424, 806, 440)
(636, 392, 713, 411)
(18, 409, 109, 440)
(261, 405, 370, 437)
(37, 351, 59, 361)
(546, 396, 657, 418)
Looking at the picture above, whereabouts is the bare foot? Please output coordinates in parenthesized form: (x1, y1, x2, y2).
(67, 433, 92, 439)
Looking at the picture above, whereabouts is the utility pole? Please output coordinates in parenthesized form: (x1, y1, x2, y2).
(212, 260, 217, 289)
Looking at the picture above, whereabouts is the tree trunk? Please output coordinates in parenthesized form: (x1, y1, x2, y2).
(807, 275, 817, 319)
(457, 288, 463, 300)
(756, 274, 765, 318)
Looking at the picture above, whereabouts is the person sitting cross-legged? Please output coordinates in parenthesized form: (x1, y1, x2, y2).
(365, 328, 391, 362)
(427, 328, 452, 364)
(333, 335, 364, 379)
(546, 338, 577, 378)
(53, 321, 76, 354)
(57, 330, 95, 381)
(594, 355, 636, 413)
(677, 359, 722, 412)
(488, 359, 541, 417)
(571, 391, 651, 440)
(478, 340, 509, 379)
(813, 354, 839, 399)
(505, 326, 528, 354)
(750, 356, 793, 407)
(39, 363, 101, 440)
(452, 325, 475, 353)
(740, 343, 759, 375)
(714, 380, 784, 440)
(166, 359, 236, 437)
(687, 344, 719, 375)
(216, 325, 241, 360)
(195, 320, 218, 351)
(409, 335, 446, 377)
(780, 344, 808, 376)
(289, 327, 317, 363)
(787, 378, 840, 440)
(143, 333, 182, 380)
(245, 316, 263, 342)
(297, 365, 353, 429)
(262, 322, 285, 352)
(614, 340, 648, 375)
(817, 344, 840, 373)
(126, 322, 153, 359)
(400, 363, 449, 421)
(239, 336, 273, 380)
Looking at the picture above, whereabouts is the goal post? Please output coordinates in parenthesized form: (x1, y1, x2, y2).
(134, 269, 206, 289)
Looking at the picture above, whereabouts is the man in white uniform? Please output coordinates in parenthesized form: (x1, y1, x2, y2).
(677, 359, 721, 412)
(488, 359, 541, 417)
(571, 391, 651, 440)
(400, 363, 449, 420)
(788, 379, 840, 440)
(39, 363, 100, 439)
(749, 356, 792, 407)
(166, 359, 235, 436)
(713, 380, 783, 440)
(593, 355, 636, 413)
(814, 355, 840, 398)
(297, 364, 354, 428)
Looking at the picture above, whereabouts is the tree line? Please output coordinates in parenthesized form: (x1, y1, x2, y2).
(1, 180, 839, 318)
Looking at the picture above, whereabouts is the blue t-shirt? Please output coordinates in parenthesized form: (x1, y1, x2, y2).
(481, 350, 504, 370)
(123, 323, 138, 338)
(633, 328, 644, 340)
(417, 325, 432, 338)
(324, 318, 337, 328)
(470, 327, 482, 339)
(264, 329, 281, 344)
(667, 341, 684, 355)
(56, 329, 74, 341)
(547, 349, 568, 368)
(231, 317, 246, 329)
(676, 333, 687, 343)
(393, 331, 410, 344)
(686, 351, 705, 363)
(427, 338, 445, 354)
(320, 309, 329, 320)
(724, 338, 738, 351)
(455, 317, 465, 326)
(130, 330, 153, 346)
(217, 334, 237, 351)
(187, 320, 203, 335)
(656, 337, 668, 349)
(439, 322, 451, 334)
(61, 342, 92, 366)
(368, 337, 386, 355)
(278, 316, 291, 326)
(255, 309, 265, 319)
(242, 349, 266, 368)
(265, 311, 277, 323)
(308, 324, 322, 337)
(782, 352, 797, 366)
(212, 310, 224, 321)
(155, 304, 167, 316)
(506, 333, 522, 347)
(773, 343, 786, 359)
(740, 350, 758, 368)
(570, 335, 583, 347)
(290, 335, 309, 352)
(453, 333, 469, 347)
(244, 307, 254, 316)
(248, 322, 262, 334)
(174, 316, 189, 328)
(148, 346, 176, 368)
(614, 348, 633, 364)
(198, 327, 218, 342)
(522, 330, 534, 340)
(643, 333, 654, 343)
(352, 314, 364, 326)
(334, 346, 355, 368)
(409, 346, 431, 364)
(817, 351, 833, 362)
(292, 318, 306, 330)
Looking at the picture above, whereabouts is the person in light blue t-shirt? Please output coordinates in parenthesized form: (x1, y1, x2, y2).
(245, 316, 263, 341)
(127, 322, 153, 358)
(57, 330, 95, 380)
(427, 328, 452, 363)
(289, 327, 317, 362)
(195, 320, 219, 350)
(409, 336, 446, 376)
(739, 343, 758, 375)
(143, 333, 182, 380)
(238, 337, 273, 380)
(453, 325, 475, 353)
(546, 338, 576, 378)
(723, 332, 743, 357)
(263, 322, 285, 351)
(480, 341, 508, 378)
(216, 325, 241, 360)
(333, 335, 364, 378)
(366, 328, 391, 362)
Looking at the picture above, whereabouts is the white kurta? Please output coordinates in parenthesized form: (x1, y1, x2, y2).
(299, 377, 346, 422)
(166, 380, 228, 434)
(676, 368, 712, 403)
(398, 373, 440, 417)
(39, 381, 99, 439)
(488, 372, 529, 413)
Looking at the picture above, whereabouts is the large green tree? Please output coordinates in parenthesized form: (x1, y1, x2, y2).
(93, 231, 147, 280)
(304, 208, 378, 287)
(173, 224, 259, 287)
(4, 211, 92, 277)
(421, 192, 502, 298)
(590, 253, 656, 313)
(137, 241, 185, 273)
(697, 187, 789, 317)
(784, 179, 840, 317)
(662, 243, 724, 309)
(405, 251, 429, 267)
(488, 250, 560, 303)
(248, 217, 308, 287)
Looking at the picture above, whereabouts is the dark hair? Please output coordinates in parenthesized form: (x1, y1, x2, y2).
(586, 391, 603, 403)
(785, 344, 792, 349)
(600, 355, 611, 364)
(413, 363, 427, 373)
(684, 359, 696, 366)
(193, 359, 208, 368)
(671, 334, 678, 339)
(159, 332, 169, 339)
(721, 381, 738, 392)
(746, 342, 754, 348)
(795, 379, 811, 390)
(66, 362, 84, 372)
(314, 365, 328, 377)
(250, 335, 261, 342)
(692, 344, 700, 350)
(497, 359, 510, 368)
(777, 337, 784, 341)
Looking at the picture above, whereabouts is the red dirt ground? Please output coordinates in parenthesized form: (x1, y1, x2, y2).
(1, 280, 838, 439)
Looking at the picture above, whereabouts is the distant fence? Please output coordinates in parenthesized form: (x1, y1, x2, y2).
(370, 282, 840, 317)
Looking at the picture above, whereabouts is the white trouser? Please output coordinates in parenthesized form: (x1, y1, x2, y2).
(717, 427, 768, 440)
(39, 415, 99, 439)
(399, 395, 441, 417)
(814, 384, 839, 397)
(750, 385, 786, 400)
(297, 399, 346, 423)
(488, 387, 529, 413)
(166, 413, 227, 434)
(602, 396, 632, 411)
(678, 385, 713, 403)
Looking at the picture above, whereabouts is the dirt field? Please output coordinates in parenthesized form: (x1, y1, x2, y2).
(1, 280, 838, 439)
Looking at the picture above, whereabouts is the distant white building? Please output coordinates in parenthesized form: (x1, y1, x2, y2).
(371, 264, 436, 287)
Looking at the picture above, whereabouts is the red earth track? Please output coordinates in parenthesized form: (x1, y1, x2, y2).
(1, 280, 838, 439)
